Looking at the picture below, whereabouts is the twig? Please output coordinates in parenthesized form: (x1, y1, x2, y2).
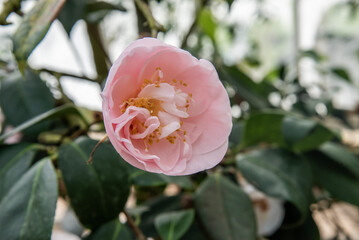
(87, 134, 108, 164)
(134, 0, 165, 37)
(181, 0, 208, 49)
(123, 210, 146, 240)
(35, 68, 101, 82)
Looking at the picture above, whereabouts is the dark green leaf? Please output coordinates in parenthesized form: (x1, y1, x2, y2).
(195, 174, 257, 240)
(236, 149, 312, 222)
(85, 1, 126, 23)
(0, 158, 58, 240)
(0, 70, 55, 137)
(291, 124, 334, 152)
(331, 67, 352, 83)
(229, 121, 243, 148)
(242, 112, 285, 147)
(219, 66, 274, 108)
(308, 151, 359, 206)
(58, 136, 130, 229)
(58, 0, 86, 34)
(0, 104, 89, 143)
(154, 209, 194, 240)
(0, 143, 41, 200)
(12, 0, 65, 72)
(269, 213, 319, 240)
(198, 9, 216, 41)
(282, 116, 316, 147)
(139, 195, 182, 238)
(83, 219, 132, 240)
(319, 142, 359, 178)
(131, 170, 193, 189)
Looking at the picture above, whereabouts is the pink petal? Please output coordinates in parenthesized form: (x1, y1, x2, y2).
(176, 140, 229, 175)
(186, 75, 232, 155)
(138, 83, 175, 101)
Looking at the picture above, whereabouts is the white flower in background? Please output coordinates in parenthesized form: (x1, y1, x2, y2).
(242, 182, 285, 236)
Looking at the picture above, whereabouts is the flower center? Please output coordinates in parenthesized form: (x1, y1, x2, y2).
(121, 68, 192, 147)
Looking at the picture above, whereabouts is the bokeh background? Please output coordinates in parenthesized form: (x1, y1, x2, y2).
(1, 0, 359, 240)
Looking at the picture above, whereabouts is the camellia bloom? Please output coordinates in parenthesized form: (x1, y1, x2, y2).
(102, 38, 232, 175)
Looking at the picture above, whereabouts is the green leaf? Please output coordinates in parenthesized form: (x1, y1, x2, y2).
(131, 170, 193, 189)
(308, 150, 359, 206)
(236, 149, 312, 222)
(0, 143, 42, 200)
(319, 142, 359, 178)
(219, 66, 274, 109)
(195, 174, 257, 240)
(83, 219, 132, 240)
(198, 9, 217, 41)
(0, 70, 55, 136)
(331, 67, 352, 83)
(154, 209, 194, 240)
(85, 1, 126, 23)
(291, 124, 334, 152)
(282, 116, 334, 151)
(269, 213, 320, 240)
(58, 0, 86, 34)
(0, 104, 89, 143)
(0, 158, 58, 240)
(138, 195, 182, 238)
(58, 136, 130, 229)
(282, 116, 316, 147)
(242, 112, 285, 147)
(229, 121, 243, 148)
(12, 0, 65, 73)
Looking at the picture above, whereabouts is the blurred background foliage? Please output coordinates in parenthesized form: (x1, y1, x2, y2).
(1, 0, 359, 239)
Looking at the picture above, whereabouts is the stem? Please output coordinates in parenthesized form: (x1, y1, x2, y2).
(124, 210, 146, 240)
(181, 0, 208, 49)
(87, 134, 108, 164)
(134, 0, 165, 37)
(86, 21, 112, 81)
(0, 0, 22, 25)
(293, 0, 301, 82)
(35, 68, 101, 82)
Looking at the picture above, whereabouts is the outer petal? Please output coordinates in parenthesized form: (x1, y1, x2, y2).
(185, 62, 232, 155)
(174, 140, 229, 175)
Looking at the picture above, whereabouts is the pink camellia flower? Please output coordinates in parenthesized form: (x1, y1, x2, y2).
(102, 38, 232, 175)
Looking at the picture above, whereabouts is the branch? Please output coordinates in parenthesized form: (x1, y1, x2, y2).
(134, 0, 165, 37)
(123, 210, 146, 240)
(181, 0, 208, 49)
(35, 68, 101, 82)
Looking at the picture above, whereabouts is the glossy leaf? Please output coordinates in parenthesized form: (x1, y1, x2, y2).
(139, 195, 182, 238)
(0, 143, 41, 200)
(219, 66, 274, 108)
(308, 151, 359, 206)
(242, 112, 285, 147)
(131, 170, 193, 189)
(0, 159, 58, 240)
(0, 71, 55, 137)
(0, 104, 89, 143)
(154, 209, 194, 240)
(319, 142, 359, 178)
(12, 0, 65, 72)
(237, 149, 312, 221)
(58, 136, 130, 229)
(282, 116, 334, 151)
(58, 0, 86, 34)
(331, 67, 351, 83)
(269, 213, 320, 240)
(195, 174, 257, 240)
(198, 9, 216, 41)
(84, 219, 132, 240)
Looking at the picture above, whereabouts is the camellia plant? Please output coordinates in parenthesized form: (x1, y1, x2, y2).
(1, 0, 359, 240)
